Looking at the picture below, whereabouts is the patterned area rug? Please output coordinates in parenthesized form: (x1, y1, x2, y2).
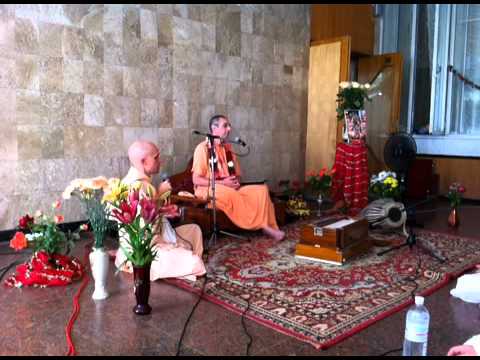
(166, 222, 480, 349)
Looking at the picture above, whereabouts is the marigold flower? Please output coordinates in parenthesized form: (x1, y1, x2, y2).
(10, 232, 27, 251)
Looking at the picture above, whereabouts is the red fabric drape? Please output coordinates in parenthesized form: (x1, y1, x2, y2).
(331, 142, 369, 216)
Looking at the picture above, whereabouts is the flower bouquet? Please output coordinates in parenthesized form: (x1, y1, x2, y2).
(336, 81, 372, 121)
(10, 201, 79, 255)
(447, 182, 466, 208)
(63, 176, 119, 300)
(104, 182, 163, 314)
(63, 176, 113, 249)
(369, 171, 402, 200)
(285, 196, 311, 217)
(5, 202, 85, 288)
(306, 167, 335, 198)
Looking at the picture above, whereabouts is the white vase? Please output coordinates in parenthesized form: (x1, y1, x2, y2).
(89, 247, 109, 300)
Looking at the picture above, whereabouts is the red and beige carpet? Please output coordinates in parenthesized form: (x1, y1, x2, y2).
(167, 222, 480, 349)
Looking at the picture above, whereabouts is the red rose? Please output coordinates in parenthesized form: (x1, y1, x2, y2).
(458, 186, 466, 193)
(54, 215, 64, 224)
(18, 214, 34, 229)
(10, 232, 27, 251)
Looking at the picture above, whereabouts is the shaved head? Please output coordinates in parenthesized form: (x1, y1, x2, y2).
(128, 140, 160, 175)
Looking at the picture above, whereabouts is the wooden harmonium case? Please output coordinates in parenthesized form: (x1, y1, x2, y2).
(295, 215, 371, 265)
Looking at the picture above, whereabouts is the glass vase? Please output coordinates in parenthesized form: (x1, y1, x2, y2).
(447, 207, 459, 227)
(133, 263, 152, 315)
(317, 193, 323, 217)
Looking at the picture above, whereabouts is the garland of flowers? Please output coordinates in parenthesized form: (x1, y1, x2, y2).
(448, 64, 480, 91)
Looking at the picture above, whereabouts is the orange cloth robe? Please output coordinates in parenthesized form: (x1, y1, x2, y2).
(192, 140, 279, 231)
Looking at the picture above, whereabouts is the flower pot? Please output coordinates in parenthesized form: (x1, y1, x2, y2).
(89, 247, 109, 300)
(448, 207, 460, 227)
(133, 264, 152, 315)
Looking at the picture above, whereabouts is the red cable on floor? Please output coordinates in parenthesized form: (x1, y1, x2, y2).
(66, 243, 92, 356)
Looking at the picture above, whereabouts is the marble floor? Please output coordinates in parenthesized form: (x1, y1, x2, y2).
(1, 198, 479, 356)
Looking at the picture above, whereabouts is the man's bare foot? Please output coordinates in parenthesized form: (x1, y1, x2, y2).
(262, 226, 285, 241)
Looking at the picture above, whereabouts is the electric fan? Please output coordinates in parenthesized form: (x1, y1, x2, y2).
(383, 132, 417, 186)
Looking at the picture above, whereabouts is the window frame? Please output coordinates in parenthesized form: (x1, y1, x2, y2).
(381, 3, 480, 158)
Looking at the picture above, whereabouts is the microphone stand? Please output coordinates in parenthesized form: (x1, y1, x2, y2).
(375, 197, 446, 262)
(205, 135, 247, 250)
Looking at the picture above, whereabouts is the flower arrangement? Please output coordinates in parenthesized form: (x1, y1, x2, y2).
(336, 81, 372, 121)
(286, 196, 311, 217)
(63, 176, 114, 249)
(306, 167, 335, 197)
(104, 181, 161, 267)
(369, 171, 402, 200)
(447, 182, 466, 208)
(9, 201, 82, 255)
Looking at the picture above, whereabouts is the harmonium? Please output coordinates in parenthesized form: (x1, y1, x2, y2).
(295, 215, 371, 265)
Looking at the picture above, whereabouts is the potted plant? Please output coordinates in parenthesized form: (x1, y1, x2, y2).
(104, 181, 161, 315)
(63, 176, 113, 300)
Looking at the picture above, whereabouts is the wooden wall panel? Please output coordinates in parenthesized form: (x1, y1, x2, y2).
(433, 158, 480, 199)
(311, 4, 375, 56)
(305, 37, 350, 176)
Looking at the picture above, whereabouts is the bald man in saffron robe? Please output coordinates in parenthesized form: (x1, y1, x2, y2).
(192, 115, 285, 241)
(114, 140, 206, 281)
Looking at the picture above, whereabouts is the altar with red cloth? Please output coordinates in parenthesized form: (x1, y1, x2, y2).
(331, 142, 369, 215)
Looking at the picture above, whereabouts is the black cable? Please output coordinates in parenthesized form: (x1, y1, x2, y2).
(240, 289, 253, 356)
(172, 221, 254, 356)
(378, 347, 403, 356)
(0, 258, 23, 282)
(175, 257, 208, 356)
(174, 145, 254, 356)
(0, 251, 23, 255)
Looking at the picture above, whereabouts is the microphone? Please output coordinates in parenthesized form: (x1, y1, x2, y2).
(230, 136, 247, 147)
(192, 130, 221, 139)
(160, 172, 169, 182)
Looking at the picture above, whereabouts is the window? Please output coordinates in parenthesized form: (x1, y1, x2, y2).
(383, 4, 480, 157)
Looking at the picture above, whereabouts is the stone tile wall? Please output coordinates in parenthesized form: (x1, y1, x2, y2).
(0, 4, 310, 230)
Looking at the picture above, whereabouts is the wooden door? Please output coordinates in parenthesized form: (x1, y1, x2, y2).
(358, 53, 403, 174)
(305, 37, 350, 177)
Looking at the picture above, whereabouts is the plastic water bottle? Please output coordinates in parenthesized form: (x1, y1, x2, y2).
(402, 296, 430, 356)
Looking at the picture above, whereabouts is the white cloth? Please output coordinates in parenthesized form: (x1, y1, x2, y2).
(450, 272, 480, 303)
(161, 216, 176, 245)
(464, 334, 480, 355)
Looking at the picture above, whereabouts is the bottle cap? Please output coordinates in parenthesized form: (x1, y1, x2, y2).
(414, 296, 424, 305)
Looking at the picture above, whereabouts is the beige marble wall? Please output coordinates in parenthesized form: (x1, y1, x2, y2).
(0, 4, 310, 230)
